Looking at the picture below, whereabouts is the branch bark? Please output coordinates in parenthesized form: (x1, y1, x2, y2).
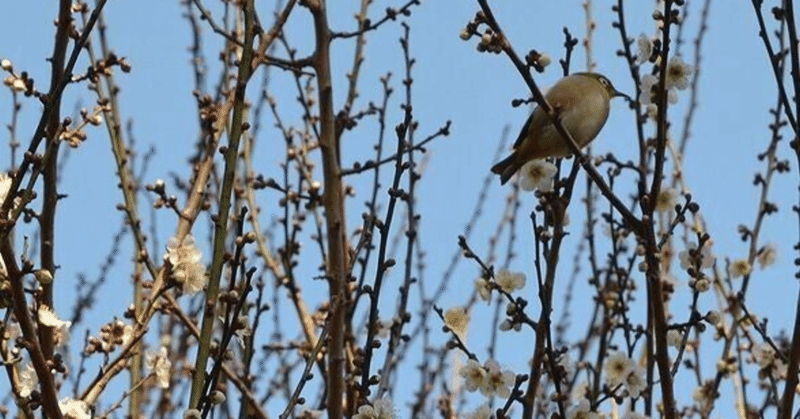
(188, 0, 257, 409)
(308, 0, 349, 417)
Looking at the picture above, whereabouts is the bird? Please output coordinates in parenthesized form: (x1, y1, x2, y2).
(491, 72, 630, 184)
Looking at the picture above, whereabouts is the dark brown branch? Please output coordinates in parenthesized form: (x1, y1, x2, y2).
(306, 0, 349, 417)
(331, 0, 420, 39)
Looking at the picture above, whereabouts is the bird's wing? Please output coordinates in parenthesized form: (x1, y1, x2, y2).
(512, 111, 535, 150)
(513, 78, 578, 150)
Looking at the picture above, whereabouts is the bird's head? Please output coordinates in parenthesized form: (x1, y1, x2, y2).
(579, 72, 632, 103)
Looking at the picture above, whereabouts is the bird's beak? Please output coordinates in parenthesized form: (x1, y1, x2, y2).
(614, 91, 633, 105)
(614, 91, 632, 101)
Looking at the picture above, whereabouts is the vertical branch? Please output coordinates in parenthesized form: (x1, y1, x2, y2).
(677, 0, 712, 157)
(377, 23, 417, 398)
(38, 0, 72, 362)
(780, 288, 800, 419)
(89, 7, 150, 416)
(307, 0, 349, 417)
(188, 0, 256, 409)
(642, 2, 678, 419)
(779, 0, 800, 415)
(0, 242, 62, 419)
(342, 0, 372, 115)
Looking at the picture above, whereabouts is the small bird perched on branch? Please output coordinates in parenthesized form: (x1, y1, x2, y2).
(491, 72, 630, 184)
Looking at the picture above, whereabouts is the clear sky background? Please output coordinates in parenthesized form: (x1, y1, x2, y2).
(1, 0, 798, 418)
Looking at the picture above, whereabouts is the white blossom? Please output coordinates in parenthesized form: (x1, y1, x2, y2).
(706, 310, 721, 325)
(667, 88, 679, 104)
(639, 74, 658, 106)
(11, 78, 25, 92)
(0, 172, 11, 208)
(729, 259, 752, 278)
(146, 347, 172, 389)
(624, 364, 647, 399)
(665, 56, 693, 90)
(460, 358, 486, 392)
(679, 241, 715, 270)
(692, 382, 714, 408)
(557, 351, 576, 380)
(692, 278, 711, 293)
(18, 362, 37, 398)
(519, 159, 557, 192)
(481, 360, 515, 398)
(640, 74, 680, 106)
(444, 307, 469, 337)
(604, 351, 634, 388)
(753, 343, 787, 378)
(353, 398, 396, 419)
(466, 404, 493, 419)
(655, 188, 678, 214)
(59, 398, 91, 419)
(499, 318, 521, 332)
(538, 53, 552, 68)
(567, 399, 603, 419)
(121, 324, 134, 347)
(645, 104, 658, 119)
(758, 242, 778, 269)
(494, 268, 525, 293)
(376, 319, 393, 339)
(37, 305, 71, 346)
(165, 235, 207, 295)
(667, 329, 683, 348)
(475, 277, 492, 302)
(636, 34, 653, 64)
(571, 381, 590, 402)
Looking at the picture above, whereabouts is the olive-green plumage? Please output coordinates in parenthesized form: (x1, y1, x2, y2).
(491, 73, 628, 184)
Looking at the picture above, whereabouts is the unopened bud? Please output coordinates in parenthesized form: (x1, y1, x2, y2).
(34, 269, 53, 284)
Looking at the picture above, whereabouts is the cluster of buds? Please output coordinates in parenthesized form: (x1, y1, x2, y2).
(194, 91, 221, 132)
(57, 104, 106, 148)
(651, 2, 683, 28)
(146, 178, 180, 211)
(476, 29, 504, 54)
(2, 60, 35, 96)
(678, 235, 715, 294)
(85, 319, 133, 354)
(525, 50, 552, 73)
(460, 11, 504, 54)
(499, 301, 526, 332)
(76, 52, 131, 84)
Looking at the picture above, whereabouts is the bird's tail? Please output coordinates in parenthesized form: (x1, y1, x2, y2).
(491, 153, 520, 185)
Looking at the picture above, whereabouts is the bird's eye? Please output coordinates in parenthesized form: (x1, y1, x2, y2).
(599, 77, 609, 86)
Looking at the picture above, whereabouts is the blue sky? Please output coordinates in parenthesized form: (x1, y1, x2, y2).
(1, 0, 798, 417)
